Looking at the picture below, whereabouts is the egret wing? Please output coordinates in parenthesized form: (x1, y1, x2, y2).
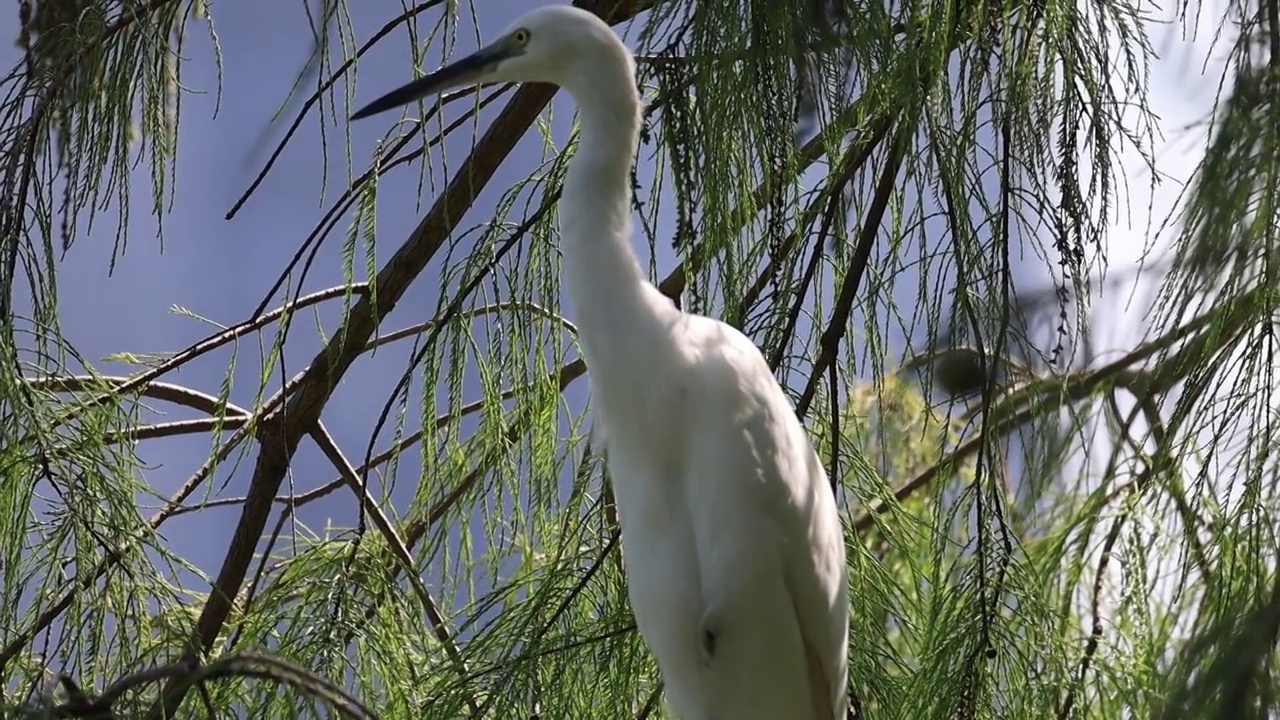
(682, 318, 849, 718)
(779, 442, 850, 719)
(758, 368, 850, 719)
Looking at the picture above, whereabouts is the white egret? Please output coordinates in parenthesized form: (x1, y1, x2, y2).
(352, 6, 849, 718)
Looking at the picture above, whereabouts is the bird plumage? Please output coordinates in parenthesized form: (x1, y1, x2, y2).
(352, 7, 849, 718)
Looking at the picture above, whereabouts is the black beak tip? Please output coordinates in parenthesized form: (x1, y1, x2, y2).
(350, 104, 379, 121)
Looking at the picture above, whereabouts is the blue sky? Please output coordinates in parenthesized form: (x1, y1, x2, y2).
(3, 0, 1234, 656)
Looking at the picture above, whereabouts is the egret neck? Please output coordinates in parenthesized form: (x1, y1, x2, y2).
(556, 61, 665, 374)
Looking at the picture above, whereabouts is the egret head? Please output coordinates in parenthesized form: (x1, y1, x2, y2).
(352, 6, 628, 120)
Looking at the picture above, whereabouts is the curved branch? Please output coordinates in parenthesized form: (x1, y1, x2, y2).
(305, 422, 481, 715)
(38, 284, 369, 432)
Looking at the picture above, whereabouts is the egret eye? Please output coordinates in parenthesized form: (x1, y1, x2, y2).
(511, 28, 530, 46)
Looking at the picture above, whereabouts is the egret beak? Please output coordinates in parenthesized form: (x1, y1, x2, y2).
(351, 39, 517, 120)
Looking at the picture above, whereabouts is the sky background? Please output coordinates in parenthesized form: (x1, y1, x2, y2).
(1, 0, 1235, 639)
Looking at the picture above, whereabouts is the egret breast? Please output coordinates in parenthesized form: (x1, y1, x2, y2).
(607, 447, 709, 717)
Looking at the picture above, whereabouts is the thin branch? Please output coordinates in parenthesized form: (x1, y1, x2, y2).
(47, 651, 377, 720)
(249, 82, 515, 320)
(1057, 438, 1148, 717)
(796, 126, 910, 419)
(305, 422, 481, 715)
(229, 0, 451, 219)
(635, 685, 664, 719)
(35, 284, 369, 434)
(345, 358, 589, 647)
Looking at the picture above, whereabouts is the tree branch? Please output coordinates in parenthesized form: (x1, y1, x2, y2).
(147, 2, 654, 714)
